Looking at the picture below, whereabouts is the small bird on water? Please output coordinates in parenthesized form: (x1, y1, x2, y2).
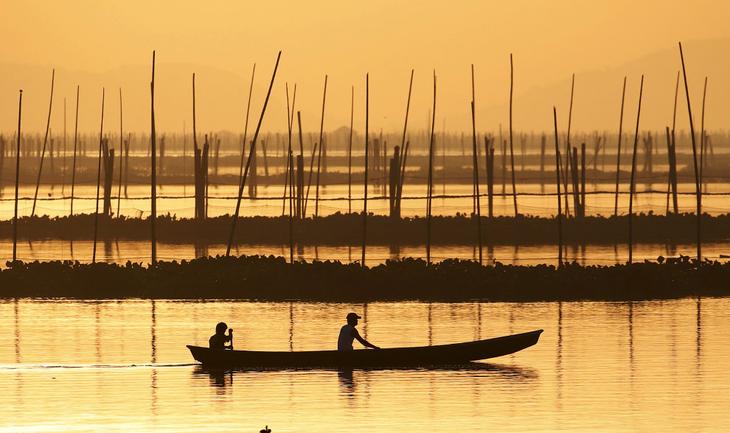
(260, 426, 271, 433)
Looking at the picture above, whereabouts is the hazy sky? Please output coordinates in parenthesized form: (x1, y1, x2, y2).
(2, 1, 729, 134)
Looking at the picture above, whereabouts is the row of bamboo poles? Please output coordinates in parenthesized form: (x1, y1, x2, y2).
(6, 43, 710, 269)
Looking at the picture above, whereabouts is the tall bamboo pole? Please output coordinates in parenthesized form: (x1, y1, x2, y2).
(12, 90, 23, 262)
(565, 74, 575, 217)
(285, 83, 295, 263)
(314, 75, 328, 217)
(226, 51, 281, 256)
(613, 77, 627, 216)
(470, 65, 482, 264)
(508, 55, 518, 215)
(628, 75, 645, 264)
(679, 42, 702, 263)
(62, 98, 67, 195)
(699, 77, 708, 190)
(117, 88, 124, 217)
(31, 69, 55, 217)
(348, 86, 354, 214)
(426, 71, 437, 264)
(396, 70, 414, 218)
(192, 74, 199, 219)
(282, 83, 296, 215)
(553, 107, 563, 267)
(92, 89, 106, 263)
(70, 86, 79, 216)
(150, 51, 157, 265)
(666, 71, 680, 213)
(362, 74, 369, 267)
(238, 64, 256, 183)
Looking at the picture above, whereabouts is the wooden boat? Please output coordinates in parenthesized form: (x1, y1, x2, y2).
(187, 329, 543, 368)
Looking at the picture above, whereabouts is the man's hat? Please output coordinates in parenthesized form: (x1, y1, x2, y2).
(346, 312, 362, 320)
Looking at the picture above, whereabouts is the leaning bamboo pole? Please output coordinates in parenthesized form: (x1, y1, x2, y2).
(564, 74, 575, 217)
(470, 64, 483, 264)
(426, 71, 437, 265)
(12, 90, 23, 262)
(508, 55, 518, 216)
(362, 74, 369, 267)
(678, 42, 702, 263)
(70, 86, 80, 217)
(92, 89, 106, 264)
(613, 77, 627, 217)
(628, 75, 645, 264)
(226, 51, 281, 256)
(150, 51, 157, 265)
(238, 64, 257, 193)
(552, 107, 563, 267)
(395, 70, 414, 218)
(314, 75, 328, 217)
(31, 69, 55, 217)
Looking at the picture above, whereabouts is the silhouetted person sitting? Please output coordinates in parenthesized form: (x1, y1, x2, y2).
(338, 312, 379, 351)
(209, 322, 233, 350)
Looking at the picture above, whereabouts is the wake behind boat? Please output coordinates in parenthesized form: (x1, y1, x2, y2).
(187, 329, 543, 368)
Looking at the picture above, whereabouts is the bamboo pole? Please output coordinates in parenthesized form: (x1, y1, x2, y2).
(62, 98, 67, 195)
(302, 140, 318, 218)
(679, 42, 702, 263)
(238, 63, 256, 191)
(470, 64, 483, 264)
(117, 88, 123, 217)
(666, 71, 680, 214)
(192, 73, 199, 219)
(581, 142, 586, 216)
(284, 83, 295, 263)
(552, 107, 563, 267)
(699, 77, 708, 190)
(92, 88, 105, 264)
(362, 74, 369, 267)
(12, 90, 23, 262)
(508, 55, 518, 216)
(628, 75, 645, 264)
(70, 86, 79, 217)
(314, 75, 328, 217)
(31, 69, 55, 217)
(150, 51, 157, 265)
(426, 71, 437, 265)
(484, 137, 494, 218)
(396, 70, 414, 218)
(297, 111, 304, 218)
(281, 83, 296, 215)
(613, 77, 627, 217)
(226, 51, 281, 256)
(564, 74, 575, 217)
(348, 86, 354, 214)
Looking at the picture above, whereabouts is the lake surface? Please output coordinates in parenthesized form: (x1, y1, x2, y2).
(2, 239, 728, 266)
(1, 299, 728, 432)
(1, 182, 728, 219)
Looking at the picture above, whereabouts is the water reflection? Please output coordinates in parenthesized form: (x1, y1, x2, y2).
(2, 299, 730, 433)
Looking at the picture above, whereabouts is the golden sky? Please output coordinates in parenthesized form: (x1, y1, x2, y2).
(1, 1, 729, 133)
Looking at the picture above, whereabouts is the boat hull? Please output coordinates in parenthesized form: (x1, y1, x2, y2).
(187, 329, 543, 368)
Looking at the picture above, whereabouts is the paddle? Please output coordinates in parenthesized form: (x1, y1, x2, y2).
(229, 328, 234, 350)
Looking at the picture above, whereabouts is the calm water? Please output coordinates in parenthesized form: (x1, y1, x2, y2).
(2, 239, 729, 266)
(1, 299, 728, 432)
(1, 182, 728, 219)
